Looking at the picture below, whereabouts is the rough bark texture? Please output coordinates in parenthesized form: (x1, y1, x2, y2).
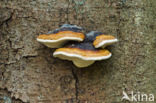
(0, 0, 156, 103)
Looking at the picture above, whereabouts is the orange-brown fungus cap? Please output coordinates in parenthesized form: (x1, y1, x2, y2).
(37, 31, 85, 40)
(93, 35, 116, 47)
(37, 24, 85, 48)
(53, 41, 112, 68)
(54, 48, 110, 58)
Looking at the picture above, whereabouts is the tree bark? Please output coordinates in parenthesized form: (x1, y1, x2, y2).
(0, 0, 155, 103)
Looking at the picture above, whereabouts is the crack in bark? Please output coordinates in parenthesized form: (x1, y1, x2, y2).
(71, 67, 79, 103)
(116, 1, 122, 38)
(0, 12, 13, 27)
(65, 1, 80, 102)
(66, 0, 71, 24)
(0, 88, 25, 103)
(1, 64, 7, 81)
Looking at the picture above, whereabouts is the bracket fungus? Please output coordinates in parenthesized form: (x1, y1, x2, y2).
(37, 24, 117, 68)
(53, 42, 112, 68)
(37, 24, 85, 48)
(86, 31, 118, 48)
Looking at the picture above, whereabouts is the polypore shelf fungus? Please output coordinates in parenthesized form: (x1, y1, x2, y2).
(53, 42, 112, 68)
(86, 31, 118, 48)
(37, 24, 85, 48)
(37, 24, 118, 68)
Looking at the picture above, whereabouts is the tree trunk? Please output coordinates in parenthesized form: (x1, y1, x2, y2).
(0, 0, 155, 103)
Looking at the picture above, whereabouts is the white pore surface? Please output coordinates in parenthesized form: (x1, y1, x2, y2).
(73, 60, 94, 68)
(37, 37, 83, 43)
(95, 39, 118, 48)
(53, 51, 112, 61)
